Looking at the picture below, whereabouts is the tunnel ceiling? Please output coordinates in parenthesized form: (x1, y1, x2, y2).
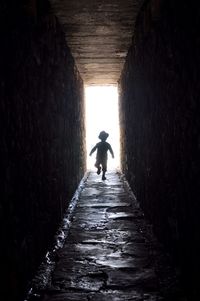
(49, 0, 143, 85)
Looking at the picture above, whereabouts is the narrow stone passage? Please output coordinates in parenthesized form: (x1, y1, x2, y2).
(38, 171, 184, 301)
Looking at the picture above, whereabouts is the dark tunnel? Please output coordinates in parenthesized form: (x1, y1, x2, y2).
(0, 1, 200, 300)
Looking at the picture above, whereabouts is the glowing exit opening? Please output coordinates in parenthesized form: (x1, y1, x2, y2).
(85, 85, 120, 170)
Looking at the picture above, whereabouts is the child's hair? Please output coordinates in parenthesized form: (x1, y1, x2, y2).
(98, 131, 109, 140)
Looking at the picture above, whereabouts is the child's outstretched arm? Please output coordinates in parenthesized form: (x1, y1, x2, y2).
(89, 144, 97, 156)
(109, 145, 114, 158)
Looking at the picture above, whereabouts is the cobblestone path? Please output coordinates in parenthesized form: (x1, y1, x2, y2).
(29, 171, 185, 301)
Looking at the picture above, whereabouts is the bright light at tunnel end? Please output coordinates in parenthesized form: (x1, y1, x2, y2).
(85, 85, 120, 171)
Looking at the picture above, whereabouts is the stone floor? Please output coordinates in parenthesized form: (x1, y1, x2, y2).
(27, 171, 186, 301)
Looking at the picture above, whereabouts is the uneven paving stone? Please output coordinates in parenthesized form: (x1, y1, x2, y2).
(32, 171, 186, 301)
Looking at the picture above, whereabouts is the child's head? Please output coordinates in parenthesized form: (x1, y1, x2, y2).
(98, 131, 109, 141)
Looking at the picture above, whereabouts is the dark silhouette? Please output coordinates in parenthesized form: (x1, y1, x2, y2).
(89, 131, 114, 180)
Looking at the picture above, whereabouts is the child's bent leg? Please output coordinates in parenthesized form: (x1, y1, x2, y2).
(95, 161, 101, 175)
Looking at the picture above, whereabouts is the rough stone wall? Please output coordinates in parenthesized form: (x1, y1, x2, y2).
(119, 0, 200, 298)
(0, 2, 86, 300)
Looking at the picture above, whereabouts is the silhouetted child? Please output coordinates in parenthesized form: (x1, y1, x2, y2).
(89, 131, 114, 180)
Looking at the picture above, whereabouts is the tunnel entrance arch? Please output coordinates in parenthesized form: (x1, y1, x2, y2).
(85, 85, 120, 170)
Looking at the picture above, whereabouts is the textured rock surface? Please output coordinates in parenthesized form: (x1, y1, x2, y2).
(119, 0, 200, 298)
(49, 0, 144, 84)
(28, 172, 184, 301)
(0, 4, 86, 300)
